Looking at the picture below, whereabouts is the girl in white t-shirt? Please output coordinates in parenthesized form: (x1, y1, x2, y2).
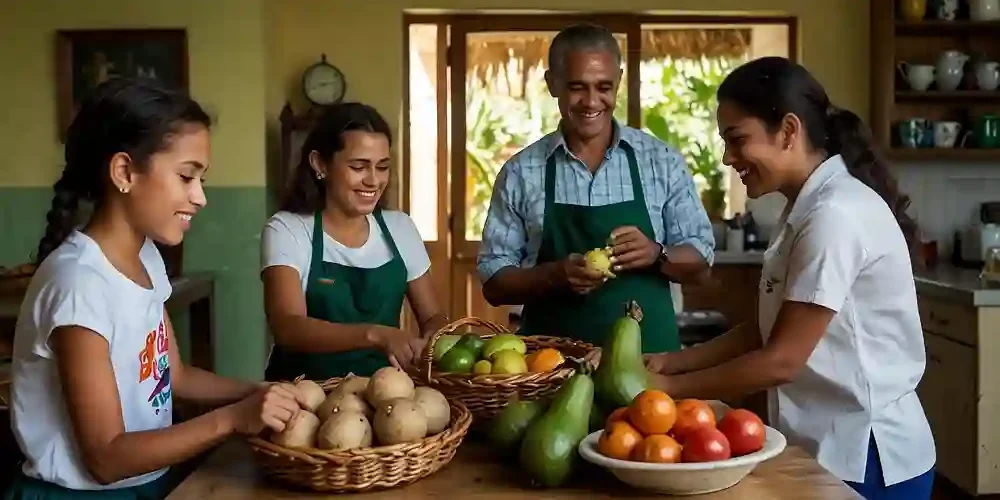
(261, 102, 448, 381)
(7, 78, 306, 500)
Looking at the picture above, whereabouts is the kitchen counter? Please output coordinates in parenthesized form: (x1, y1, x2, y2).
(165, 439, 860, 499)
(914, 264, 1000, 307)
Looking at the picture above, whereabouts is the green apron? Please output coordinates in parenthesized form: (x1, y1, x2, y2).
(3, 469, 176, 500)
(519, 141, 680, 353)
(264, 210, 408, 381)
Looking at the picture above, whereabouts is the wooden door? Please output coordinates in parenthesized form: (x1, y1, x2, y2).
(446, 16, 633, 327)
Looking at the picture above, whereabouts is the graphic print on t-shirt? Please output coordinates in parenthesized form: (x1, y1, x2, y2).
(138, 320, 172, 415)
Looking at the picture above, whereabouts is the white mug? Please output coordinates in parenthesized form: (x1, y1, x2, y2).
(976, 61, 1000, 91)
(934, 121, 962, 148)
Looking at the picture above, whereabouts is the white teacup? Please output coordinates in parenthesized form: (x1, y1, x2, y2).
(934, 121, 962, 148)
(898, 62, 935, 91)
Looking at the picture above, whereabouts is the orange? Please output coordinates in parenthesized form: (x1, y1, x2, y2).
(525, 348, 565, 372)
(628, 389, 677, 435)
(597, 420, 644, 460)
(605, 407, 630, 428)
(630, 434, 682, 463)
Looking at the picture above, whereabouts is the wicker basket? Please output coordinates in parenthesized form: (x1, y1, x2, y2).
(406, 316, 596, 423)
(247, 376, 472, 493)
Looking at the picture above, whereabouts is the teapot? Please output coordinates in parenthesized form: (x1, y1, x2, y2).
(936, 50, 969, 91)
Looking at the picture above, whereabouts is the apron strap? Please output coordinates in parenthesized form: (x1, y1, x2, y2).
(618, 140, 647, 208)
(373, 210, 402, 260)
(309, 210, 326, 284)
(543, 153, 558, 213)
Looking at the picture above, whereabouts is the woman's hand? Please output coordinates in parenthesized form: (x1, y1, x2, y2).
(371, 326, 419, 368)
(226, 383, 305, 435)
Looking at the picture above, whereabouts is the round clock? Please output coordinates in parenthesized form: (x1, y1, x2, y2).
(302, 54, 346, 106)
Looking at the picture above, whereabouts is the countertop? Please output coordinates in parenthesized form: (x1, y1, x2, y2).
(165, 439, 860, 499)
(914, 264, 1000, 307)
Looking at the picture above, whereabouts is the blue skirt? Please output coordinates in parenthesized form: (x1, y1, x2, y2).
(845, 432, 935, 500)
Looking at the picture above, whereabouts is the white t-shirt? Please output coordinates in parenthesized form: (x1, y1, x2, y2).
(11, 231, 174, 490)
(758, 155, 935, 486)
(260, 210, 431, 289)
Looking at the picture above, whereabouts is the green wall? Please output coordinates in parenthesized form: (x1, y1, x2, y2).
(0, 187, 269, 381)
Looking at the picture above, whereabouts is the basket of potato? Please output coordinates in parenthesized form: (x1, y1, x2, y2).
(246, 367, 472, 493)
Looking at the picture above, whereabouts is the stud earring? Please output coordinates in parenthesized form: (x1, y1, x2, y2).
(119, 186, 129, 194)
(315, 172, 326, 180)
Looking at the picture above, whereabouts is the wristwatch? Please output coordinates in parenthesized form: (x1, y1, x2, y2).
(654, 243, 669, 267)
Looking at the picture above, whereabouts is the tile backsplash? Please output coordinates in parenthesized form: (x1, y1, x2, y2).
(893, 161, 1000, 253)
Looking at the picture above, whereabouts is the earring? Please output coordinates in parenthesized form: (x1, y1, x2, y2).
(119, 186, 129, 194)
(315, 172, 326, 180)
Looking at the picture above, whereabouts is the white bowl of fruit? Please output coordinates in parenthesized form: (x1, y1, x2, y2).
(578, 391, 786, 496)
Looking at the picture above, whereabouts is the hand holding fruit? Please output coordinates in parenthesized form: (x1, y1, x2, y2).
(643, 353, 669, 374)
(561, 253, 607, 295)
(609, 226, 661, 272)
(228, 382, 307, 435)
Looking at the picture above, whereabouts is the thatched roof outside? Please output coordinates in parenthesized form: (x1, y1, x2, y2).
(466, 28, 751, 83)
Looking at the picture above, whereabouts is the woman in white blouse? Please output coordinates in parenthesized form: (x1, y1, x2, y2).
(644, 57, 935, 499)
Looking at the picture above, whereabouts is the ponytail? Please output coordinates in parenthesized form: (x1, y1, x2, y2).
(825, 107, 919, 255)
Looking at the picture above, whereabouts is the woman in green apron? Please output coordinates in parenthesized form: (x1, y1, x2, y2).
(478, 23, 714, 353)
(261, 102, 448, 382)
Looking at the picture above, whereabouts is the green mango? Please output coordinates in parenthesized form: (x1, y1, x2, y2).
(518, 369, 594, 488)
(454, 334, 485, 359)
(593, 300, 649, 410)
(432, 334, 462, 362)
(487, 398, 548, 457)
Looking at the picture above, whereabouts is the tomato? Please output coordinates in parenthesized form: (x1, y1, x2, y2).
(681, 427, 732, 463)
(717, 409, 766, 457)
(671, 399, 717, 442)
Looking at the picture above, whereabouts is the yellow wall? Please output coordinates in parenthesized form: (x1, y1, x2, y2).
(0, 0, 267, 187)
(266, 0, 870, 149)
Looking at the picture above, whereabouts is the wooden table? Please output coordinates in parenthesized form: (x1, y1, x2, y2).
(0, 272, 216, 371)
(166, 440, 861, 499)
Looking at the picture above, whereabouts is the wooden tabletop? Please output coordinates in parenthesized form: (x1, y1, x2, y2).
(166, 438, 861, 499)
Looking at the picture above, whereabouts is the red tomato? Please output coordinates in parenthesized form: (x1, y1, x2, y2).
(717, 409, 766, 457)
(681, 427, 732, 463)
(671, 399, 717, 442)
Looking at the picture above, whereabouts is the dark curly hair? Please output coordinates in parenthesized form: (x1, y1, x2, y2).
(34, 77, 211, 265)
(717, 57, 919, 255)
(279, 102, 393, 214)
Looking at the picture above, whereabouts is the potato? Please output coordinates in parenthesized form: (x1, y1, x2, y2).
(336, 374, 370, 397)
(317, 391, 372, 421)
(373, 398, 427, 445)
(365, 367, 415, 407)
(270, 410, 320, 449)
(412, 387, 450, 434)
(295, 380, 327, 412)
(316, 411, 373, 451)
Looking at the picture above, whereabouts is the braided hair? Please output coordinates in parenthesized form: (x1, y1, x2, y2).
(34, 78, 211, 265)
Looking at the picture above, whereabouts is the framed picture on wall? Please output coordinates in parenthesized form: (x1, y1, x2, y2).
(55, 29, 189, 141)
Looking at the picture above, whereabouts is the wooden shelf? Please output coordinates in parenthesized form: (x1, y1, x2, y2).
(895, 90, 1000, 101)
(895, 20, 1000, 34)
(889, 148, 1000, 162)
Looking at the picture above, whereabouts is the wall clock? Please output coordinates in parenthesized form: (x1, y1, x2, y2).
(302, 53, 346, 106)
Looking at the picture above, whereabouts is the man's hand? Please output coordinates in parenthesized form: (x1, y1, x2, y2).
(560, 253, 607, 295)
(610, 226, 660, 272)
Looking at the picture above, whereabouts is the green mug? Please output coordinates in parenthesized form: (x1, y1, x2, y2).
(975, 114, 999, 148)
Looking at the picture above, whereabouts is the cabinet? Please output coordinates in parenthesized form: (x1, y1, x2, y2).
(870, 0, 1000, 162)
(916, 294, 1000, 495)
